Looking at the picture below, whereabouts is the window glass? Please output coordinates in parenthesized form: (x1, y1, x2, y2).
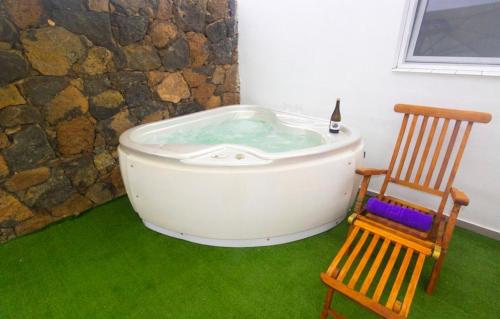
(409, 0, 500, 62)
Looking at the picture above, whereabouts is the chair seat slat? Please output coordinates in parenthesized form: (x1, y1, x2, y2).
(373, 243, 402, 302)
(359, 238, 391, 295)
(364, 213, 431, 241)
(321, 273, 407, 319)
(347, 234, 380, 289)
(354, 218, 433, 255)
(326, 227, 360, 276)
(338, 230, 370, 281)
(401, 253, 426, 317)
(386, 248, 414, 309)
(382, 196, 437, 216)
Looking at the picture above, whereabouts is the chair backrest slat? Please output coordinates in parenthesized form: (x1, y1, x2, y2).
(394, 104, 492, 123)
(379, 104, 491, 215)
(423, 118, 449, 187)
(390, 178, 443, 196)
(405, 116, 429, 181)
(437, 121, 474, 213)
(395, 115, 419, 180)
(434, 120, 461, 190)
(414, 117, 439, 183)
(379, 114, 409, 196)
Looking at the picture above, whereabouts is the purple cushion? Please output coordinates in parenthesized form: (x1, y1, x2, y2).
(364, 198, 433, 232)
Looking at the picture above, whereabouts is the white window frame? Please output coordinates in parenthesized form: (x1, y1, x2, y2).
(394, 0, 500, 76)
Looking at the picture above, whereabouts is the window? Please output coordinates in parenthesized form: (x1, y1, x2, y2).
(395, 0, 500, 75)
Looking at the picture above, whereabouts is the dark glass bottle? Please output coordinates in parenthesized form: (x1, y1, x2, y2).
(329, 98, 341, 134)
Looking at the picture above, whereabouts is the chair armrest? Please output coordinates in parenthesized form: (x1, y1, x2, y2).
(352, 168, 386, 214)
(355, 167, 388, 176)
(451, 187, 469, 206)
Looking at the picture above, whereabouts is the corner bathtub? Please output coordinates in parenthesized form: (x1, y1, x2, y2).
(118, 105, 364, 247)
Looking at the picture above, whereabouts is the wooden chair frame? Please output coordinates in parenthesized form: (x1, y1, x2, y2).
(320, 104, 492, 318)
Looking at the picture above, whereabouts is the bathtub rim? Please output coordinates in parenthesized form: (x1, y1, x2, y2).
(119, 104, 362, 163)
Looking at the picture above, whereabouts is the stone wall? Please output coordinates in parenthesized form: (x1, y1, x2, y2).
(0, 0, 239, 242)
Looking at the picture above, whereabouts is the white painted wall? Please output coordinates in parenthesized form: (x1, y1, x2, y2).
(238, 0, 500, 233)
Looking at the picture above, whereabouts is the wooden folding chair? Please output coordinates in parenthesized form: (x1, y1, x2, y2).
(320, 104, 492, 318)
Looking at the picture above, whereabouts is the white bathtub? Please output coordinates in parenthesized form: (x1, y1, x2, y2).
(118, 105, 364, 247)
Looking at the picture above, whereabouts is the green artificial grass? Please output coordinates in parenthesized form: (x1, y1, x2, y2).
(0, 197, 499, 319)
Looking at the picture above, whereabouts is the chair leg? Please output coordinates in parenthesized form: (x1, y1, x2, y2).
(320, 288, 335, 319)
(426, 250, 446, 294)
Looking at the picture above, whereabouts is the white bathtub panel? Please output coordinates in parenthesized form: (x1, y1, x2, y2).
(118, 105, 364, 246)
(118, 148, 140, 213)
(125, 151, 356, 240)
